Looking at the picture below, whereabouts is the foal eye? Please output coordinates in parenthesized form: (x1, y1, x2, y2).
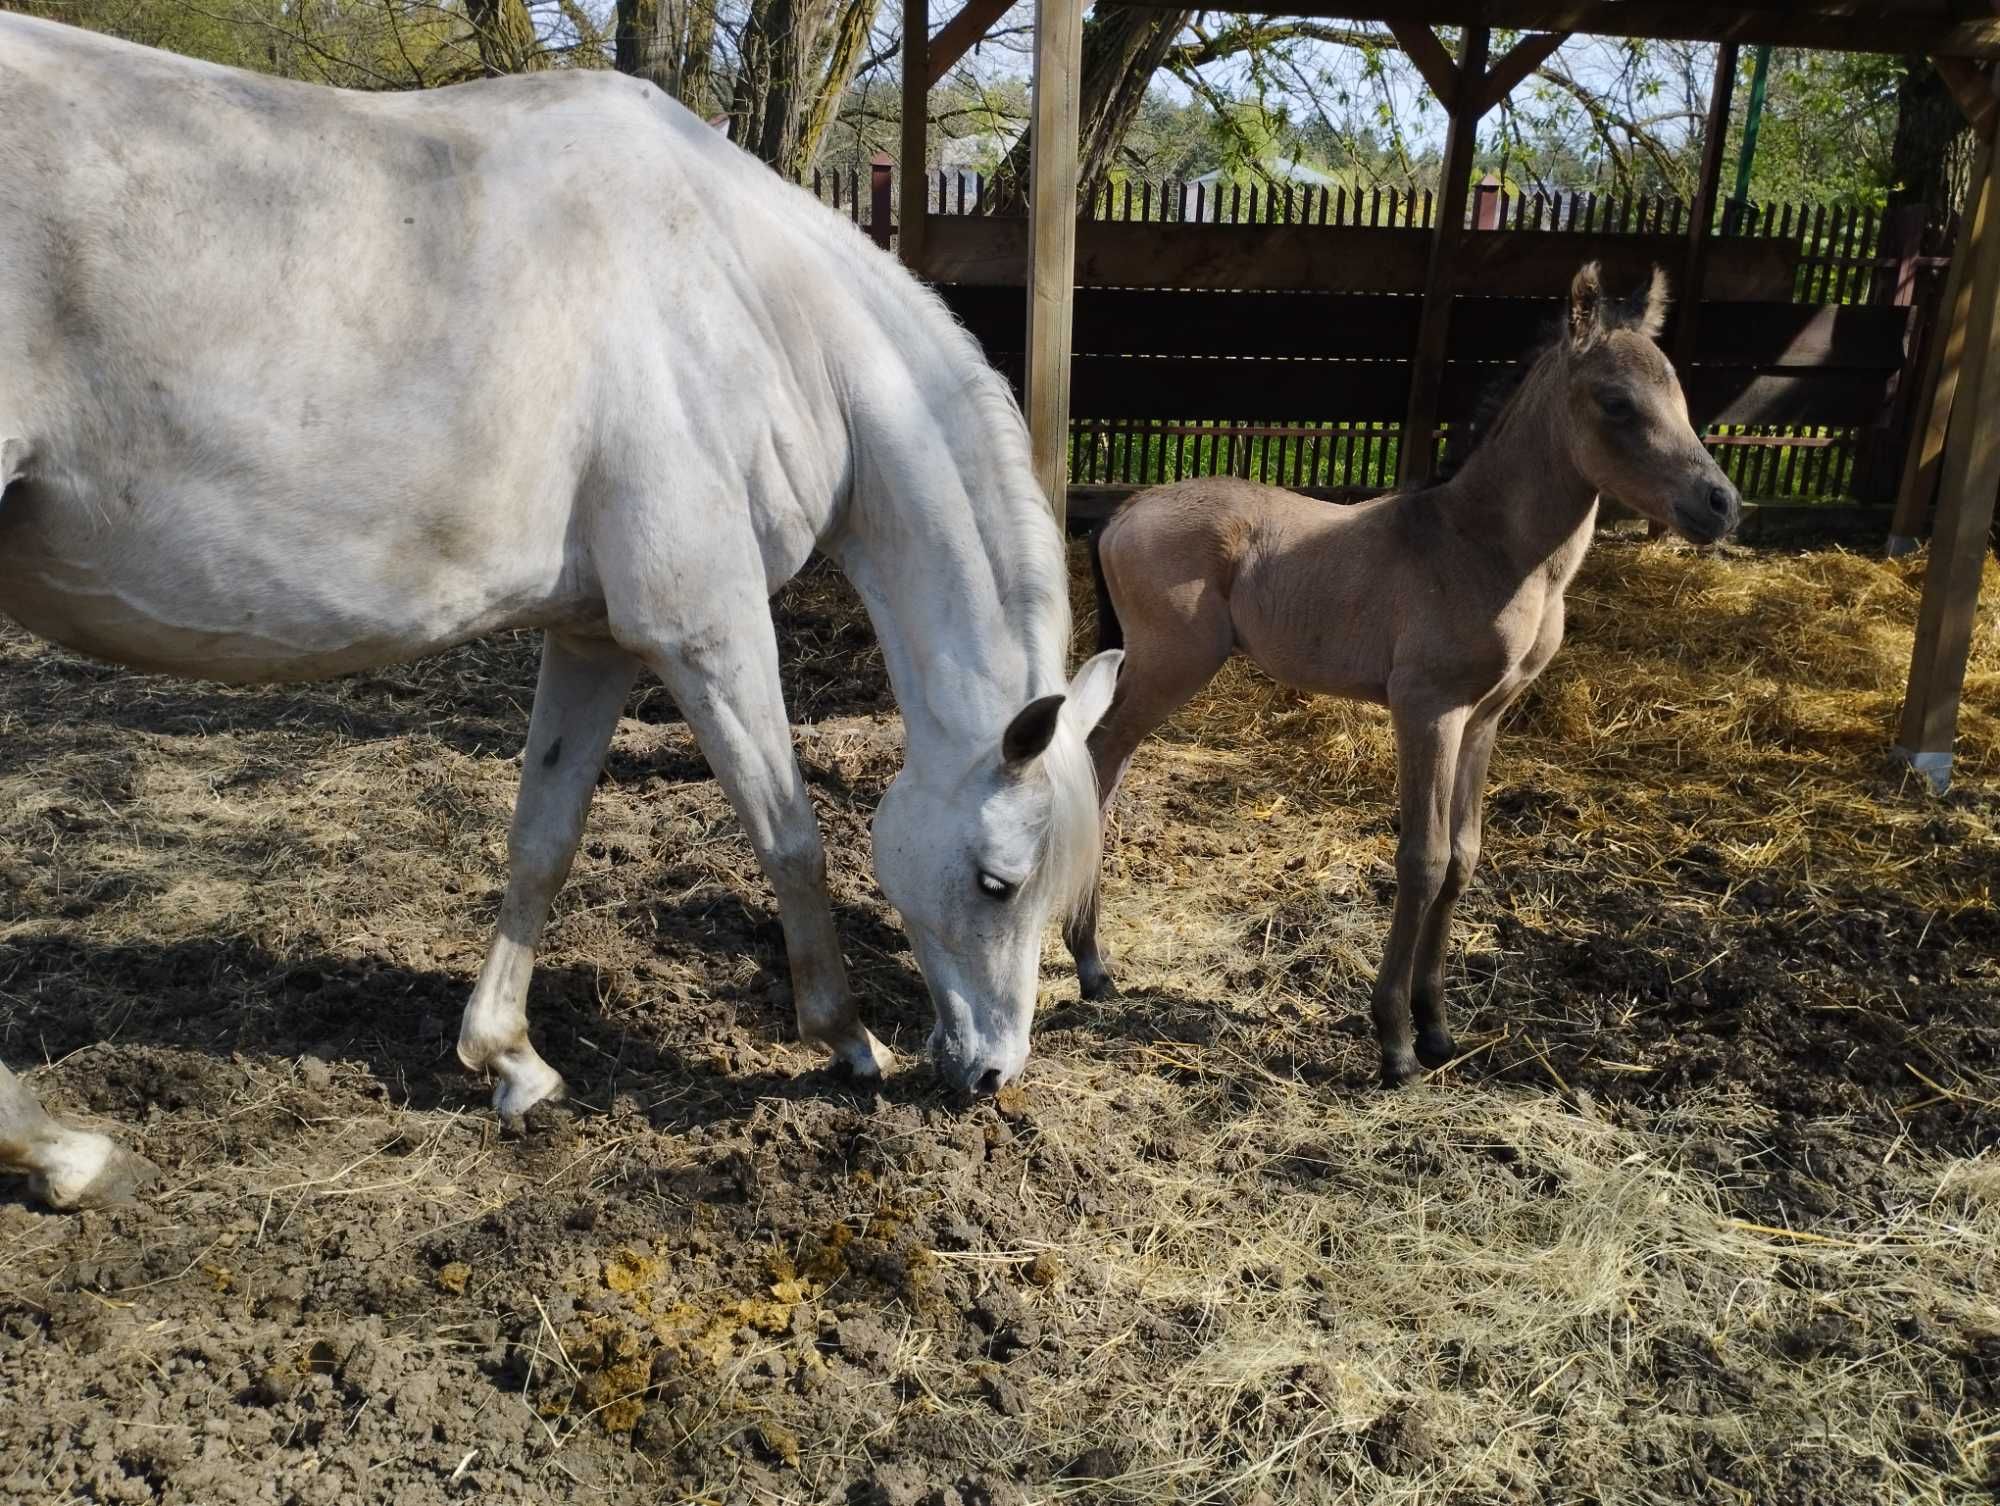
(977, 871, 1018, 901)
(1597, 391, 1637, 421)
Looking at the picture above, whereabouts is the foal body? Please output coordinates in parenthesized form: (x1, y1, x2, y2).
(1067, 266, 1742, 1085)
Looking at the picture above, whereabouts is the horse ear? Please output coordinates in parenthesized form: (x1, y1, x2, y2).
(1634, 264, 1671, 340)
(1002, 693, 1066, 767)
(0, 437, 28, 489)
(1569, 261, 1604, 349)
(1062, 650, 1123, 736)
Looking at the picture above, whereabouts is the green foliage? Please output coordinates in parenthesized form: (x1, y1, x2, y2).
(1724, 49, 1904, 211)
(9, 0, 496, 88)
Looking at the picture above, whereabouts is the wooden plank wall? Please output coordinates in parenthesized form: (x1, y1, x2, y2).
(811, 170, 1940, 503)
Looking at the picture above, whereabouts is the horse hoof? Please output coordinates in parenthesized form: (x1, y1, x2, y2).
(827, 1029, 892, 1081)
(1078, 966, 1119, 1002)
(492, 1060, 566, 1134)
(32, 1132, 158, 1212)
(1415, 1030, 1459, 1070)
(1378, 1054, 1422, 1090)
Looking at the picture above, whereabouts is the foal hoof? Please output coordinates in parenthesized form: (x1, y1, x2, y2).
(1379, 1052, 1423, 1090)
(32, 1132, 158, 1212)
(1078, 966, 1119, 1003)
(1415, 1030, 1459, 1070)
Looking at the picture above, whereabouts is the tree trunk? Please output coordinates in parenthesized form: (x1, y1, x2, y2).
(465, 0, 542, 75)
(680, 1, 717, 118)
(795, 0, 876, 175)
(1887, 55, 1966, 248)
(985, 5, 1194, 214)
(615, 0, 676, 91)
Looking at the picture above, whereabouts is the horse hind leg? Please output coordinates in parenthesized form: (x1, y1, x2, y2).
(0, 1059, 156, 1211)
(458, 632, 640, 1130)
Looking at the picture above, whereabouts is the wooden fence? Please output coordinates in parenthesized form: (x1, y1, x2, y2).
(809, 164, 1949, 505)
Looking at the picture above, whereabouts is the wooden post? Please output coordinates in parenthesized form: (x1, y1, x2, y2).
(1676, 42, 1739, 378)
(1895, 116, 2000, 793)
(1888, 137, 1995, 553)
(898, 0, 929, 272)
(1636, 42, 1739, 538)
(869, 152, 894, 252)
(1856, 203, 1928, 506)
(1025, 0, 1084, 525)
(1473, 173, 1502, 230)
(1398, 25, 1488, 486)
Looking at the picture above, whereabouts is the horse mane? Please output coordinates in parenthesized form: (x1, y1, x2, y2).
(787, 178, 1103, 918)
(1426, 277, 1663, 488)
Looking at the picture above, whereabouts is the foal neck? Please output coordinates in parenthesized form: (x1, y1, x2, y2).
(1438, 349, 1599, 590)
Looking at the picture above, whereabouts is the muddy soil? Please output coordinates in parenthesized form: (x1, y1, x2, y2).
(1, 548, 1996, 1505)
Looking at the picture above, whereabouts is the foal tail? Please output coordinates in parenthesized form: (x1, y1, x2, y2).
(1088, 524, 1123, 654)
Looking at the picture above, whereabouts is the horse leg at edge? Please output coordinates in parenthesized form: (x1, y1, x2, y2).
(631, 590, 888, 1079)
(0, 1058, 156, 1210)
(1372, 698, 1467, 1088)
(1407, 710, 1502, 1070)
(1064, 740, 1137, 1002)
(459, 632, 640, 1129)
(1064, 610, 1232, 1000)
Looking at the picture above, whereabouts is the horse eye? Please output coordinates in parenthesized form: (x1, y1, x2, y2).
(977, 871, 1017, 901)
(1598, 391, 1636, 420)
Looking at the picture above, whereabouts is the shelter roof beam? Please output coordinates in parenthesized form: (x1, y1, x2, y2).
(1474, 29, 1569, 112)
(927, 0, 1020, 85)
(1386, 18, 1462, 106)
(1104, 1, 2000, 58)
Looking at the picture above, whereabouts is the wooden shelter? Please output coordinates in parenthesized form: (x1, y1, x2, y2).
(897, 1, 2000, 790)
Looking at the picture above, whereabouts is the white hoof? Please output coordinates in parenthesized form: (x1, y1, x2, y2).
(31, 1130, 157, 1212)
(489, 1051, 566, 1133)
(829, 1028, 892, 1081)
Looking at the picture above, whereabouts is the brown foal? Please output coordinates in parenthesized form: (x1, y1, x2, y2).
(1065, 263, 1742, 1086)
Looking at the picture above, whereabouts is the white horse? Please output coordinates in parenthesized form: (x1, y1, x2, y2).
(0, 15, 1120, 1211)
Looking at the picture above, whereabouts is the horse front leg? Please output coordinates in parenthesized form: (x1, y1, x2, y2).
(0, 1059, 155, 1210)
(1372, 698, 1467, 1087)
(625, 593, 888, 1080)
(459, 632, 639, 1129)
(1407, 709, 1503, 1071)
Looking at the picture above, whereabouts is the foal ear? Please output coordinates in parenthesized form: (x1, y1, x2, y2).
(1568, 261, 1605, 349)
(1632, 264, 1671, 340)
(1002, 694, 1067, 767)
(1062, 650, 1123, 736)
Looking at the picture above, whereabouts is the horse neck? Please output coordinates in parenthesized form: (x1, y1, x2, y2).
(827, 384, 1070, 765)
(1442, 351, 1599, 589)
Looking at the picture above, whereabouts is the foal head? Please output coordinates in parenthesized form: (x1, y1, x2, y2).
(1553, 262, 1741, 543)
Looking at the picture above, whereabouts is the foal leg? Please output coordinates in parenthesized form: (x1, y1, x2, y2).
(1064, 600, 1233, 1000)
(1407, 710, 1503, 1069)
(618, 587, 887, 1079)
(1372, 697, 1467, 1087)
(0, 1059, 155, 1210)
(458, 633, 640, 1128)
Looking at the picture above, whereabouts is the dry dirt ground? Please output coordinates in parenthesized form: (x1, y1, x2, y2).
(0, 536, 1996, 1506)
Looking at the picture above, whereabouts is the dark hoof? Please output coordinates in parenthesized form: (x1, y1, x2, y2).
(1415, 1030, 1459, 1070)
(1379, 1053, 1422, 1090)
(1078, 967, 1119, 1002)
